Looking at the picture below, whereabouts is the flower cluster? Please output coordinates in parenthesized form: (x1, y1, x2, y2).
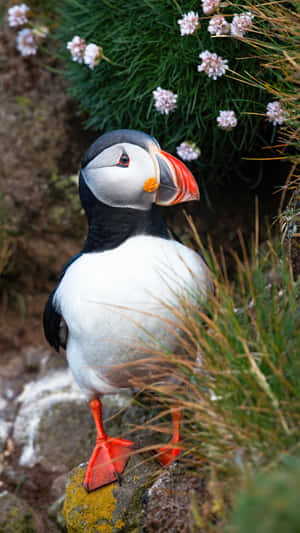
(67, 36, 86, 63)
(153, 87, 178, 115)
(266, 101, 288, 126)
(208, 15, 230, 36)
(230, 12, 254, 37)
(180, 6, 254, 39)
(201, 0, 220, 15)
(217, 110, 238, 131)
(66, 36, 103, 69)
(84, 44, 103, 70)
(8, 3, 29, 27)
(17, 28, 37, 56)
(178, 11, 200, 36)
(7, 3, 48, 56)
(61, 3, 284, 170)
(197, 51, 228, 80)
(176, 141, 201, 161)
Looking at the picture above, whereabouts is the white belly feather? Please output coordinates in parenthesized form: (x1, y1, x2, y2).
(54, 235, 210, 398)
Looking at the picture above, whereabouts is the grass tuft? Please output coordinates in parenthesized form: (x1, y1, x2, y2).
(129, 228, 300, 529)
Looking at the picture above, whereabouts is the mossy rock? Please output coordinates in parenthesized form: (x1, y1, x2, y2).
(64, 453, 158, 532)
(0, 491, 41, 533)
(37, 400, 95, 472)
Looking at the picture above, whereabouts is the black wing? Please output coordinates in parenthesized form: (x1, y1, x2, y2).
(43, 289, 66, 352)
(43, 252, 82, 352)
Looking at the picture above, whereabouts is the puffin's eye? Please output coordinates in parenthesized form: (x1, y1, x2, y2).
(117, 152, 130, 167)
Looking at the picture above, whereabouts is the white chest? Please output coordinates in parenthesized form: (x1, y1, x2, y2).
(54, 235, 210, 396)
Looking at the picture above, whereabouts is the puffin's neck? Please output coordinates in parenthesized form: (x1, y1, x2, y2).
(82, 202, 169, 253)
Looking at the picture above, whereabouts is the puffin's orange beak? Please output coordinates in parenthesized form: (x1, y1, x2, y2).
(155, 149, 200, 206)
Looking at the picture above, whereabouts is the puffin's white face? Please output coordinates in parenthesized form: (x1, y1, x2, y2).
(80, 130, 200, 211)
(81, 142, 159, 210)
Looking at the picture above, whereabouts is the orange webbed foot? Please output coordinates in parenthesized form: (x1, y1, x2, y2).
(156, 408, 182, 467)
(84, 398, 136, 492)
(84, 436, 136, 492)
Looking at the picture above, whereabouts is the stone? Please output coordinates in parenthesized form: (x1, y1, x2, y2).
(143, 464, 208, 533)
(51, 473, 69, 500)
(64, 452, 158, 533)
(37, 400, 96, 472)
(21, 345, 68, 377)
(0, 353, 24, 378)
(23, 346, 49, 372)
(0, 24, 93, 238)
(48, 494, 66, 531)
(0, 491, 42, 533)
(0, 396, 7, 411)
(13, 369, 85, 469)
(4, 466, 39, 492)
(0, 419, 12, 451)
(13, 369, 139, 472)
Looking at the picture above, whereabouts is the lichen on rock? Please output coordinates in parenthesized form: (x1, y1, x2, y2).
(64, 467, 121, 533)
(64, 452, 158, 532)
(0, 491, 42, 533)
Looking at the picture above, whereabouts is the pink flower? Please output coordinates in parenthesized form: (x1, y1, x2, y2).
(201, 0, 220, 15)
(217, 110, 238, 130)
(266, 101, 288, 126)
(178, 11, 200, 36)
(208, 15, 230, 36)
(67, 36, 86, 63)
(16, 28, 37, 56)
(153, 87, 178, 115)
(176, 141, 201, 161)
(8, 3, 29, 27)
(231, 12, 254, 37)
(83, 43, 103, 69)
(197, 51, 228, 80)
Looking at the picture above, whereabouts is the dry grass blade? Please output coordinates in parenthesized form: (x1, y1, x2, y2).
(129, 226, 300, 510)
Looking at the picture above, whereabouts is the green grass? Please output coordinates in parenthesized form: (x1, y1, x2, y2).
(53, 0, 284, 189)
(132, 227, 300, 528)
(186, 248, 295, 456)
(227, 0, 300, 167)
(227, 456, 300, 533)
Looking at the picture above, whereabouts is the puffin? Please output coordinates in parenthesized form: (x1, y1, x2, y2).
(43, 129, 210, 492)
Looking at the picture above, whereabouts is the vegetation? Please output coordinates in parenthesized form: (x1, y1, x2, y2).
(54, 0, 290, 189)
(134, 226, 300, 530)
(227, 456, 300, 533)
(230, 1, 299, 165)
(7, 0, 299, 192)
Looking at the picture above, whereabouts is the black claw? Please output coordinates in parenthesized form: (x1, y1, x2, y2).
(114, 471, 122, 486)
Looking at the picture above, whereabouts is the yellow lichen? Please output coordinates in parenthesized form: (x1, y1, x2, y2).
(64, 466, 124, 532)
(96, 525, 114, 533)
(115, 518, 125, 529)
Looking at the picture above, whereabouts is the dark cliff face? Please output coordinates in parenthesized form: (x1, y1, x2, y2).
(0, 23, 95, 351)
